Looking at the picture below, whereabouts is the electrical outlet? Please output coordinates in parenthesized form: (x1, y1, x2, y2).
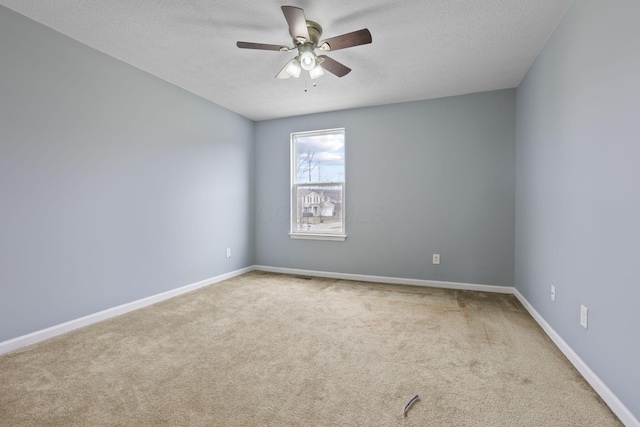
(432, 254, 440, 265)
(226, 248, 231, 258)
(551, 285, 556, 302)
(580, 305, 588, 329)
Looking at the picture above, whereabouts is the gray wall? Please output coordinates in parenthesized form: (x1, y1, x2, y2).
(255, 90, 516, 286)
(515, 0, 640, 420)
(0, 6, 255, 342)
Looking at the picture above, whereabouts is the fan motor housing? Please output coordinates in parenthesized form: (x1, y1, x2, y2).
(305, 21, 322, 46)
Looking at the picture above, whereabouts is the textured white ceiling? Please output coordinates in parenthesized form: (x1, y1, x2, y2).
(0, 0, 573, 121)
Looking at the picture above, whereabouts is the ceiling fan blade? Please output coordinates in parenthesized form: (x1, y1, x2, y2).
(317, 55, 351, 78)
(237, 41, 286, 51)
(282, 6, 310, 43)
(320, 29, 372, 51)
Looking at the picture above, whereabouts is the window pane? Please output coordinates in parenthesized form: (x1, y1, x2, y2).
(295, 131, 345, 183)
(295, 185, 343, 233)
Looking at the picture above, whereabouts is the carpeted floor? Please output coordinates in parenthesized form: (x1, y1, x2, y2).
(0, 271, 622, 426)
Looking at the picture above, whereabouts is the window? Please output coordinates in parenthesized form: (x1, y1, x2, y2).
(291, 128, 346, 241)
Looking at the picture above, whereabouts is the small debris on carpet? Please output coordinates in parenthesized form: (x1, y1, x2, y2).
(403, 394, 420, 416)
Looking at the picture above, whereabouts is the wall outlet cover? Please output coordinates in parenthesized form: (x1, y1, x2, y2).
(580, 305, 588, 329)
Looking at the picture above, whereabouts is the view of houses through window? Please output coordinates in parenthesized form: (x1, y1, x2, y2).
(291, 128, 345, 238)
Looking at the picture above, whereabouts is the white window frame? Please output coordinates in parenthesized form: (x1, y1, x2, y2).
(290, 128, 346, 241)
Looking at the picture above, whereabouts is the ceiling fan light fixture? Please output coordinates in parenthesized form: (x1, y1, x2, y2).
(285, 58, 302, 78)
(309, 63, 324, 79)
(299, 45, 316, 71)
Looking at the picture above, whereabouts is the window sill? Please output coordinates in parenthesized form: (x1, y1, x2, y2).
(289, 233, 347, 242)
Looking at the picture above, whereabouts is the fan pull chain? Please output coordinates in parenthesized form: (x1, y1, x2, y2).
(304, 79, 317, 93)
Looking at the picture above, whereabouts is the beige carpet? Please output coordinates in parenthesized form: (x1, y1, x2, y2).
(0, 271, 621, 426)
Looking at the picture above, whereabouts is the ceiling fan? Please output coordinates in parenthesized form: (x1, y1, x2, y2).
(236, 6, 372, 80)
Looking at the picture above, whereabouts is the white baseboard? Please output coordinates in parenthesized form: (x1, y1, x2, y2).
(0, 266, 253, 356)
(513, 290, 639, 427)
(253, 265, 514, 294)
